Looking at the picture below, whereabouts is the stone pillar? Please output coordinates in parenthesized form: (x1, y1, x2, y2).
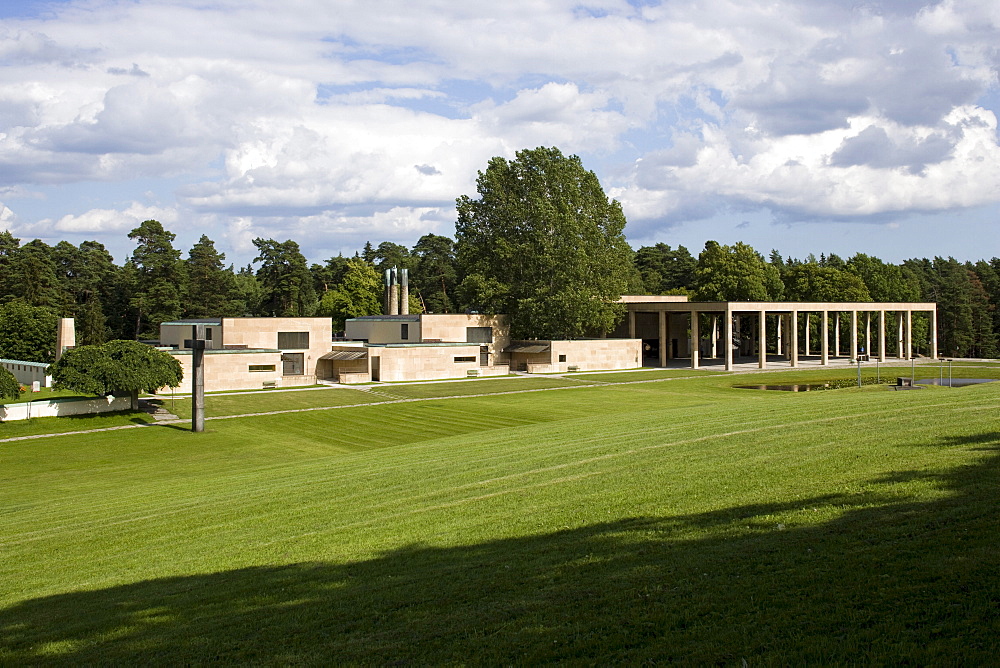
(804, 313, 810, 357)
(930, 308, 938, 359)
(777, 315, 783, 357)
(790, 310, 799, 367)
(897, 312, 905, 358)
(725, 312, 734, 371)
(834, 312, 840, 357)
(628, 310, 636, 339)
(690, 311, 700, 370)
(865, 312, 871, 358)
(658, 310, 667, 368)
(666, 314, 673, 360)
(906, 310, 913, 359)
(758, 310, 767, 369)
(55, 318, 76, 361)
(711, 315, 718, 358)
(851, 311, 858, 360)
(879, 310, 886, 362)
(821, 311, 829, 366)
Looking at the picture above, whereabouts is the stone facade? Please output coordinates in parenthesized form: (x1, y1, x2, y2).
(508, 339, 643, 373)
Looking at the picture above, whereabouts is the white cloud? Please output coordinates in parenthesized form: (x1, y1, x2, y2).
(44, 202, 178, 234)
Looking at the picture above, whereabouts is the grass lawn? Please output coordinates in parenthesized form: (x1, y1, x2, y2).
(1, 368, 999, 663)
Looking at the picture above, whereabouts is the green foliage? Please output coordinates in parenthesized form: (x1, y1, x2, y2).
(50, 340, 183, 396)
(129, 220, 184, 336)
(782, 262, 871, 302)
(635, 243, 696, 294)
(0, 366, 21, 400)
(846, 253, 920, 302)
(253, 238, 317, 317)
(694, 241, 783, 301)
(0, 299, 58, 363)
(412, 234, 457, 313)
(317, 258, 382, 330)
(456, 147, 634, 339)
(184, 235, 242, 318)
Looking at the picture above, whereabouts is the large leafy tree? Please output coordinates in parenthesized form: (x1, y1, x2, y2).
(129, 220, 184, 337)
(253, 238, 317, 317)
(693, 241, 783, 301)
(0, 300, 58, 363)
(50, 340, 183, 407)
(0, 367, 21, 401)
(846, 253, 920, 302)
(782, 263, 871, 302)
(455, 146, 634, 339)
(317, 258, 382, 331)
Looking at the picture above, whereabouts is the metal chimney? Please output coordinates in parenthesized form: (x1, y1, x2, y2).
(384, 269, 392, 315)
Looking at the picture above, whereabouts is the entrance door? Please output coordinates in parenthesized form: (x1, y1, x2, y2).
(371, 355, 380, 381)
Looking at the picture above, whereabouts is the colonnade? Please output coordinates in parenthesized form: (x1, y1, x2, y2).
(627, 301, 938, 371)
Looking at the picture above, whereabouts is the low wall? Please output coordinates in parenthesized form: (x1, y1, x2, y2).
(0, 394, 133, 422)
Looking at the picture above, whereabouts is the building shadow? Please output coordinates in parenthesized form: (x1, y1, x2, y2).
(2, 435, 999, 664)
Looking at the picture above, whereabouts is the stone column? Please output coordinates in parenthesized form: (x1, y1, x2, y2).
(628, 310, 636, 339)
(834, 313, 840, 357)
(777, 315, 783, 357)
(804, 313, 810, 357)
(666, 314, 673, 360)
(906, 310, 913, 359)
(865, 312, 871, 358)
(851, 311, 858, 360)
(758, 310, 767, 369)
(658, 310, 667, 368)
(897, 312, 905, 358)
(930, 308, 938, 359)
(725, 311, 734, 371)
(821, 311, 829, 366)
(711, 315, 718, 358)
(690, 311, 700, 370)
(55, 318, 76, 361)
(790, 310, 799, 367)
(878, 309, 886, 362)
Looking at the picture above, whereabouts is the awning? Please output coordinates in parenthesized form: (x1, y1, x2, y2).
(320, 350, 368, 361)
(504, 343, 550, 354)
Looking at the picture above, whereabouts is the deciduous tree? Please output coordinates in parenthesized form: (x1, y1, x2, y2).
(0, 366, 21, 401)
(50, 339, 183, 408)
(455, 146, 634, 339)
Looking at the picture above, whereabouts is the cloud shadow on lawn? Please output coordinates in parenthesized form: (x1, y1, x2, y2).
(2, 435, 999, 664)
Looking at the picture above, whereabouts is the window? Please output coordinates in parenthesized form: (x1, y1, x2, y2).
(453, 356, 477, 363)
(205, 328, 214, 341)
(281, 353, 304, 375)
(278, 332, 309, 349)
(466, 327, 493, 344)
(558, 354, 567, 362)
(249, 364, 276, 372)
(401, 323, 409, 340)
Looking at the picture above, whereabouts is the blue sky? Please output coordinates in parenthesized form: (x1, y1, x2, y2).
(1, 0, 999, 267)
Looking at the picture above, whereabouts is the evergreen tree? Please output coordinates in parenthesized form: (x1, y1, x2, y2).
(252, 238, 317, 317)
(412, 234, 457, 313)
(634, 243, 696, 295)
(128, 220, 183, 337)
(185, 235, 239, 317)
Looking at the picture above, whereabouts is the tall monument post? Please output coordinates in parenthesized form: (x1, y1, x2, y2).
(184, 324, 207, 432)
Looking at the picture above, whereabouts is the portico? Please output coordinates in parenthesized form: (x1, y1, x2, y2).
(622, 299, 938, 371)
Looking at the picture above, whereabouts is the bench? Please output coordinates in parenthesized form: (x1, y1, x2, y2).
(262, 380, 277, 389)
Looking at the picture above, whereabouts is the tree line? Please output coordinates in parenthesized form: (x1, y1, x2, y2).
(1, 146, 997, 363)
(2, 227, 996, 361)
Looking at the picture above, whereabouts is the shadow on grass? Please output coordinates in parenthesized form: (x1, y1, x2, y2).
(2, 436, 999, 664)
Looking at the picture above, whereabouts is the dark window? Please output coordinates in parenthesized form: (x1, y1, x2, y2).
(249, 364, 276, 372)
(558, 354, 567, 362)
(281, 353, 304, 375)
(454, 356, 477, 363)
(205, 328, 214, 341)
(278, 332, 309, 349)
(401, 323, 409, 340)
(466, 327, 493, 344)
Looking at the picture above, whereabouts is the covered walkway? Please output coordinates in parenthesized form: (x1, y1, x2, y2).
(624, 300, 938, 371)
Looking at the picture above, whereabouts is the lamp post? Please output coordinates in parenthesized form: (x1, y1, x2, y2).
(856, 357, 863, 387)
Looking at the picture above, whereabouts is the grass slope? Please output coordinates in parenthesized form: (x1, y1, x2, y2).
(1, 369, 999, 663)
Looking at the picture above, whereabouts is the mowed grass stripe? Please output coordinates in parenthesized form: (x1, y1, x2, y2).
(2, 383, 978, 577)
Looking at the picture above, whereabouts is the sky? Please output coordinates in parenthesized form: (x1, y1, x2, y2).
(1, 0, 999, 268)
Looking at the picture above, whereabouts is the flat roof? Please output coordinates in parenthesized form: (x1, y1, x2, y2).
(347, 315, 421, 323)
(161, 319, 223, 326)
(625, 300, 937, 313)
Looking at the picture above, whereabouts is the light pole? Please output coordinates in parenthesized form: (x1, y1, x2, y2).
(856, 357, 863, 387)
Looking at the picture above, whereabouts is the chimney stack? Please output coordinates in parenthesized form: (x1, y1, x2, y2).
(400, 268, 409, 315)
(388, 266, 399, 315)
